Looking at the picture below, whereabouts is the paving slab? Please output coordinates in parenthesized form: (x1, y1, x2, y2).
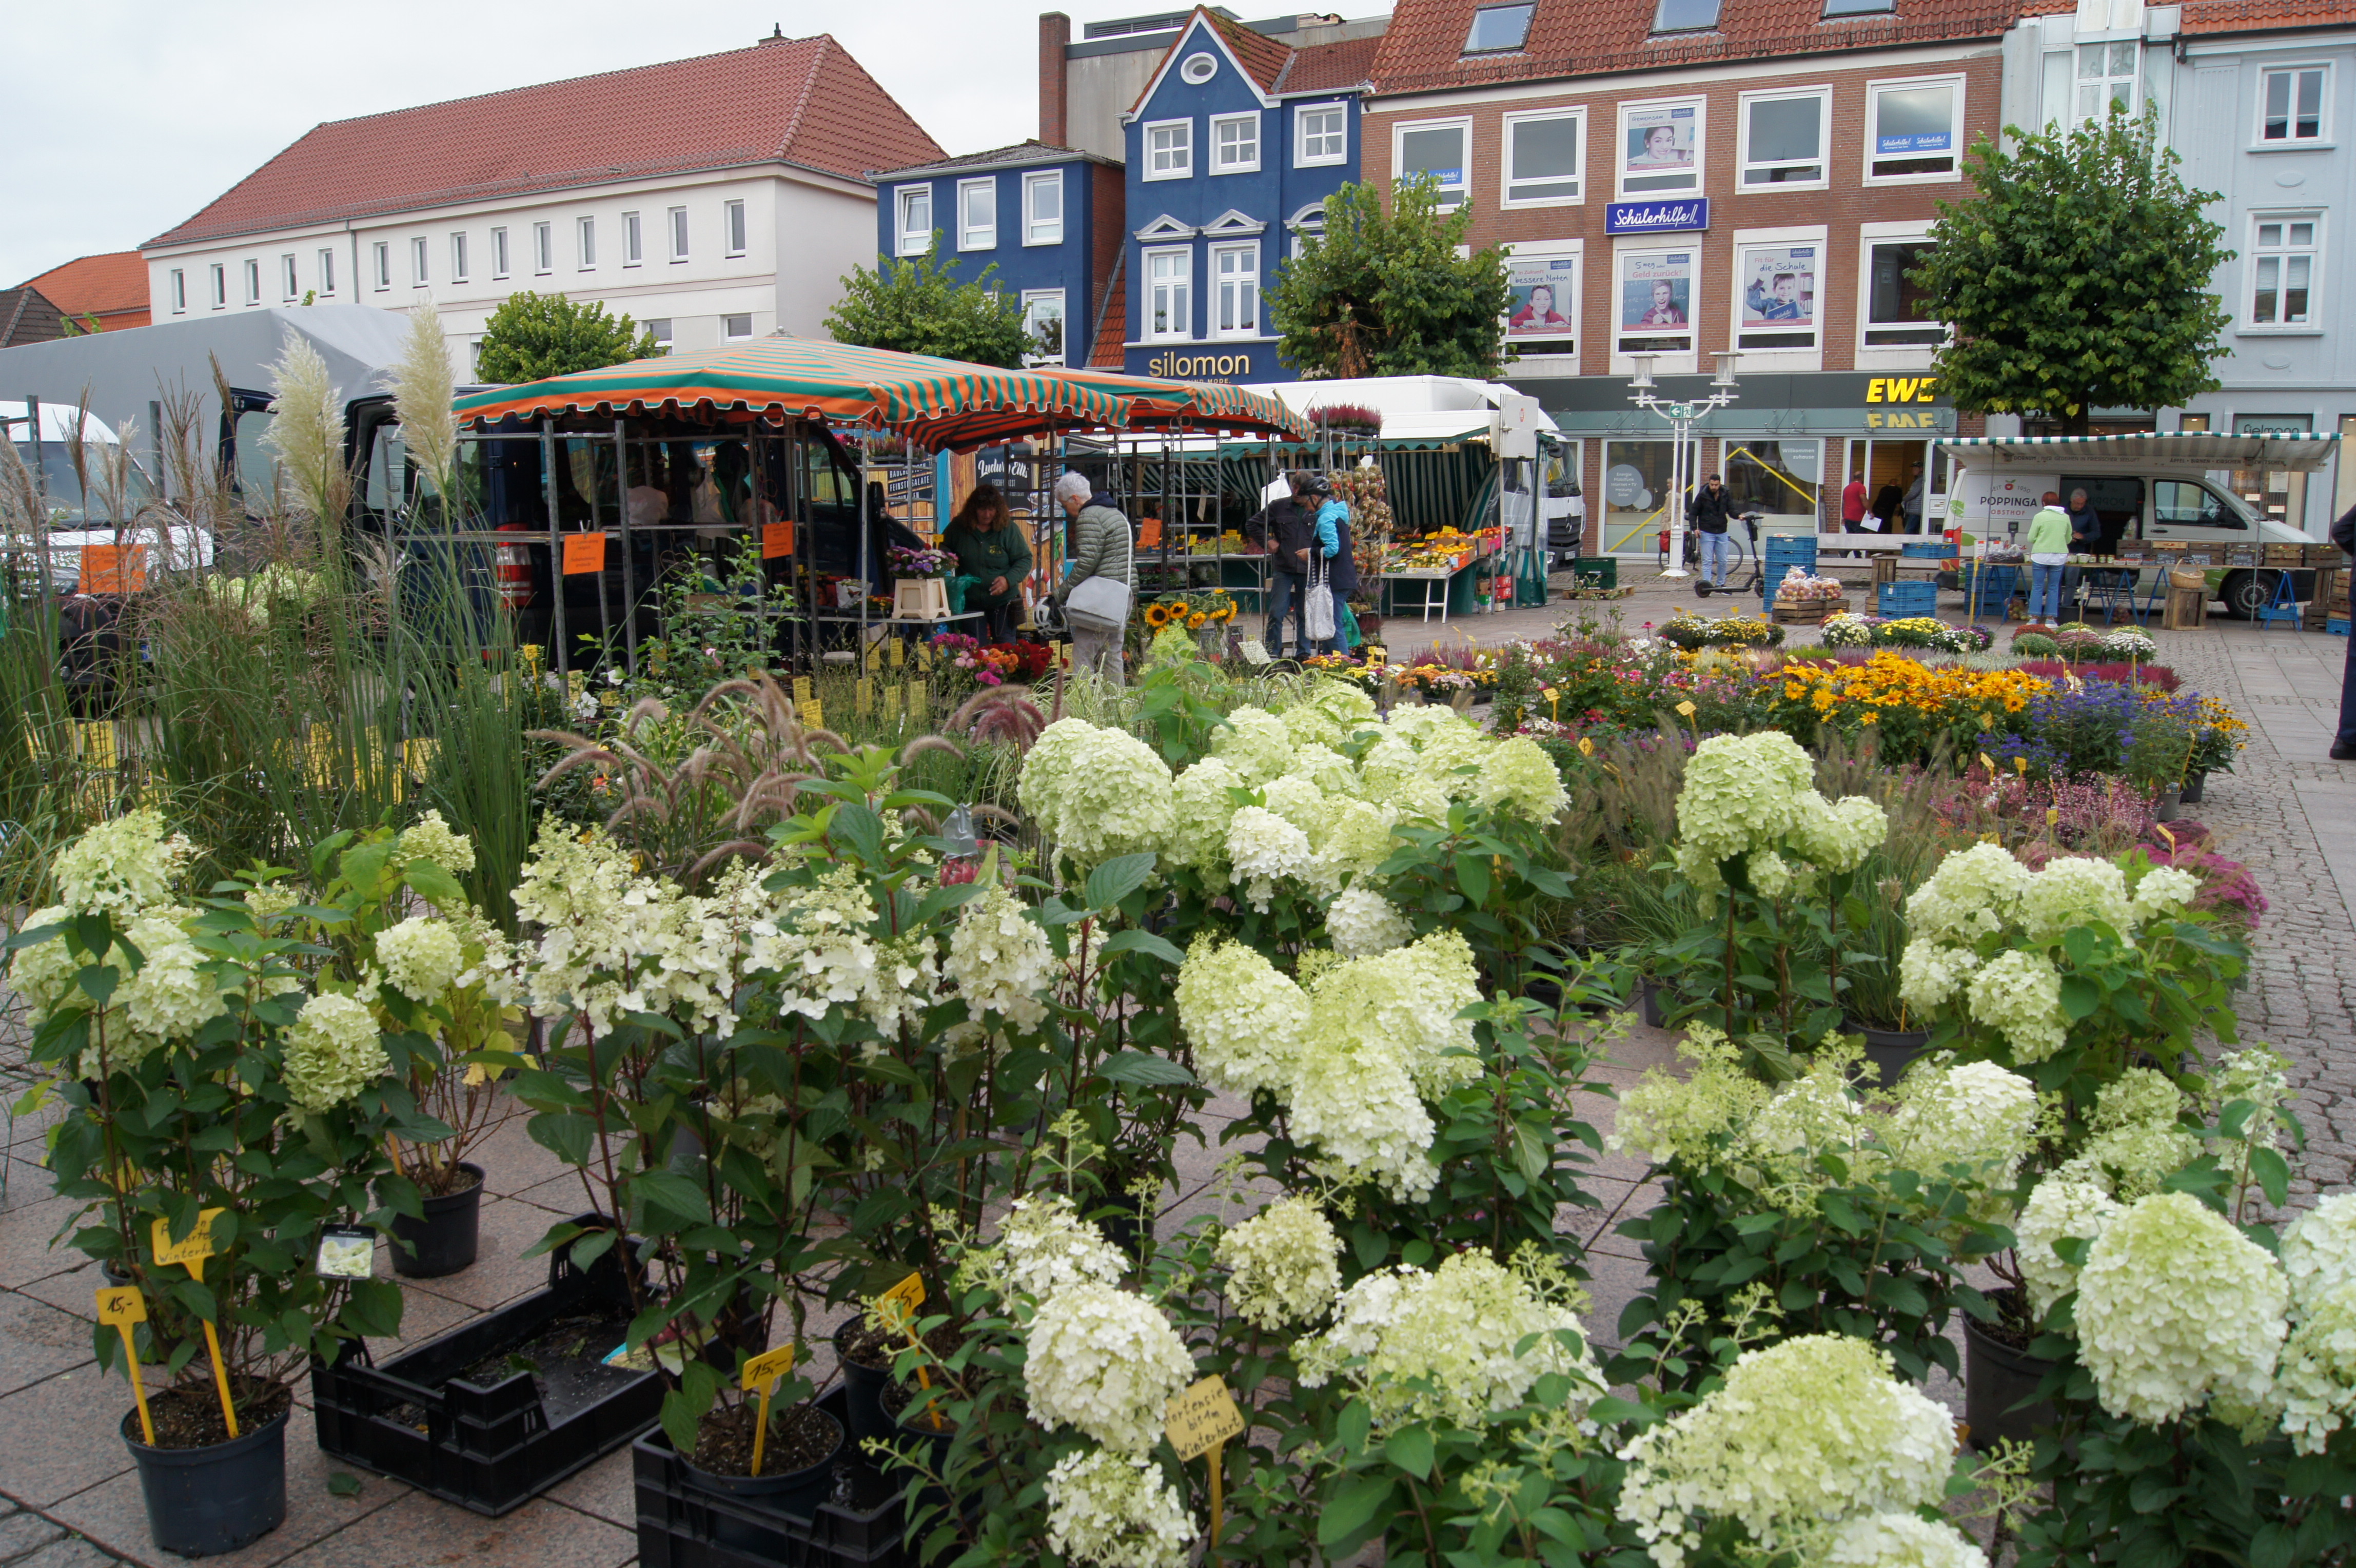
(0, 1370, 136, 1508)
(266, 1492, 634, 1568)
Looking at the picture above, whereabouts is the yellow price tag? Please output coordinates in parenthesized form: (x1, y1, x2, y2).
(879, 1271, 925, 1326)
(1164, 1375, 1245, 1462)
(151, 1209, 224, 1273)
(740, 1344, 796, 1396)
(97, 1286, 155, 1446)
(888, 637, 905, 669)
(793, 676, 814, 702)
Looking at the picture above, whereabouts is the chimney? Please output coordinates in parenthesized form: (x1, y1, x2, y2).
(1039, 13, 1072, 146)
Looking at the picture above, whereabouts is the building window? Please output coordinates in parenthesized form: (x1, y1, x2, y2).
(722, 313, 754, 342)
(1289, 202, 1327, 259)
(1397, 120, 1470, 207)
(370, 244, 389, 291)
(669, 206, 689, 262)
(1211, 113, 1260, 172)
(450, 232, 469, 283)
(1462, 3, 1534, 54)
(1024, 171, 1064, 245)
(1619, 98, 1703, 197)
(1736, 240, 1820, 349)
(1146, 120, 1192, 180)
(724, 200, 747, 257)
(1146, 246, 1192, 340)
(1022, 289, 1067, 365)
(1740, 89, 1828, 187)
(896, 186, 933, 257)
(2077, 42, 2137, 121)
(1296, 104, 1346, 166)
(318, 248, 336, 295)
(2260, 66, 2329, 144)
(1866, 77, 1962, 181)
(577, 217, 596, 269)
(1822, 0, 1893, 12)
(244, 259, 262, 305)
(1180, 51, 1217, 84)
(1653, 0, 1720, 32)
(533, 222, 552, 273)
(169, 269, 186, 313)
(644, 318, 673, 350)
(1502, 109, 1582, 205)
(210, 263, 227, 307)
(280, 254, 299, 300)
(2248, 214, 2319, 328)
(623, 211, 643, 266)
(490, 227, 509, 278)
(1504, 246, 1579, 355)
(1212, 242, 1259, 337)
(1616, 248, 1695, 355)
(1863, 237, 1943, 346)
(958, 178, 997, 250)
(410, 238, 427, 286)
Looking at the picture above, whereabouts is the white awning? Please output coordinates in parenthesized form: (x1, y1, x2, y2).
(1937, 432, 2341, 472)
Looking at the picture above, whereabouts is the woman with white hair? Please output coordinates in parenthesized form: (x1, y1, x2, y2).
(1051, 471, 1134, 687)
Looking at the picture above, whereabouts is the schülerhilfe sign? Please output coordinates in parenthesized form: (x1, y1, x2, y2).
(1605, 200, 1709, 236)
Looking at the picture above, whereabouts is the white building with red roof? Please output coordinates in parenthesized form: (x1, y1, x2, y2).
(139, 30, 942, 369)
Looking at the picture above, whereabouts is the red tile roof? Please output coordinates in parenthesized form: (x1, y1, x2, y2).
(1133, 9, 1385, 114)
(1369, 0, 2020, 96)
(2181, 0, 2350, 33)
(1089, 270, 1128, 368)
(13, 252, 151, 329)
(1205, 9, 1305, 95)
(1275, 34, 1385, 95)
(145, 34, 943, 250)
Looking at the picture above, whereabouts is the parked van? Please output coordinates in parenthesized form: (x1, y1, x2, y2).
(1939, 432, 2340, 618)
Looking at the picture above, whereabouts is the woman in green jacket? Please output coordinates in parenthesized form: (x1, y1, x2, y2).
(941, 484, 1034, 641)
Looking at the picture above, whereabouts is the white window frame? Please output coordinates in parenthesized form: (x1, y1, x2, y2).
(318, 248, 336, 296)
(1023, 170, 1064, 246)
(1287, 201, 1328, 260)
(1863, 74, 1966, 185)
(668, 206, 690, 263)
(1210, 112, 1261, 174)
(533, 222, 553, 274)
(622, 211, 643, 266)
(895, 186, 933, 257)
(2256, 64, 2332, 146)
(450, 232, 469, 284)
(1210, 240, 1260, 338)
(169, 269, 186, 314)
(1501, 107, 1586, 208)
(1612, 243, 1698, 363)
(369, 244, 388, 292)
(1144, 245, 1193, 341)
(645, 318, 673, 350)
(724, 199, 747, 257)
(1855, 221, 1947, 362)
(1020, 287, 1067, 365)
(1144, 118, 1193, 181)
(721, 313, 754, 342)
(490, 227, 509, 279)
(280, 254, 299, 300)
(1615, 95, 1706, 200)
(244, 258, 262, 305)
(1395, 116, 1472, 208)
(409, 238, 427, 287)
(1728, 224, 1827, 366)
(2244, 211, 2322, 332)
(1737, 86, 1831, 191)
(2074, 40, 2139, 124)
(1295, 102, 1347, 167)
(577, 217, 596, 270)
(210, 263, 228, 308)
(957, 177, 997, 251)
(1500, 238, 1582, 360)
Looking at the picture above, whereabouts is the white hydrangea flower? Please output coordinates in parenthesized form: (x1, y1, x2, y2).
(52, 810, 195, 916)
(244, 883, 300, 923)
(1165, 757, 1246, 874)
(2015, 1176, 2125, 1318)
(1898, 940, 1980, 1012)
(2272, 1286, 2356, 1455)
(1294, 677, 1378, 732)
(1215, 1196, 1343, 1331)
(2130, 864, 2203, 923)
(2205, 1046, 2295, 1161)
(1206, 707, 1294, 785)
(1472, 736, 1567, 822)
(2017, 856, 2134, 944)
(2090, 1067, 2185, 1132)
(961, 1192, 1128, 1305)
(1283, 741, 1360, 800)
(1825, 1511, 1989, 1568)
(1317, 799, 1403, 883)
(944, 884, 1053, 1028)
(1225, 806, 1315, 912)
(1962, 948, 2067, 1062)
(1278, 701, 1345, 750)
(1887, 1060, 2038, 1191)
(1674, 732, 1819, 866)
(376, 916, 465, 1003)
(1786, 793, 1890, 876)
(1616, 1334, 1955, 1568)
(2075, 1191, 2287, 1424)
(1174, 940, 1307, 1097)
(396, 809, 477, 876)
(1308, 930, 1482, 1098)
(1413, 719, 1495, 800)
(1261, 774, 1337, 853)
(1024, 1283, 1195, 1455)
(1905, 841, 2033, 946)
(282, 992, 390, 1113)
(2065, 1121, 2202, 1201)
(1017, 719, 1176, 864)
(2283, 1193, 2356, 1309)
(1042, 1448, 1195, 1568)
(1326, 885, 1412, 959)
(112, 907, 230, 1045)
(1747, 849, 1794, 898)
(5, 905, 81, 1022)
(1295, 1252, 1600, 1429)
(1289, 1038, 1438, 1201)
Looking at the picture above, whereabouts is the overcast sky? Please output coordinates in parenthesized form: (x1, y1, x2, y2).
(3, 1, 1390, 288)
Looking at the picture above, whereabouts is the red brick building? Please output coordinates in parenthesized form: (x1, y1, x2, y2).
(1362, 0, 2014, 552)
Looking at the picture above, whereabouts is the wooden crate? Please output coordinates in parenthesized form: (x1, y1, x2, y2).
(2162, 584, 2209, 630)
(1771, 597, 1847, 626)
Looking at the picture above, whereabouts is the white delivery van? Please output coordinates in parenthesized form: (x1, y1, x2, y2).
(1939, 432, 2341, 618)
(1, 401, 210, 592)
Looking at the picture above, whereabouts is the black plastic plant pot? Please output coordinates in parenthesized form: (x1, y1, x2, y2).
(312, 1212, 660, 1516)
(1965, 1293, 2058, 1451)
(677, 1405, 846, 1554)
(635, 1388, 909, 1568)
(1847, 1021, 1930, 1086)
(122, 1403, 288, 1558)
(2181, 772, 2206, 805)
(1639, 977, 1666, 1030)
(833, 1319, 893, 1451)
(390, 1161, 486, 1279)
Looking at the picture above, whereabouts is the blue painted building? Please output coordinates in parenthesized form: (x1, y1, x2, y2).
(869, 142, 1125, 367)
(1114, 9, 1380, 381)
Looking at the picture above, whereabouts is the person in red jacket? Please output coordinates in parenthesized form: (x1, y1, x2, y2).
(1841, 472, 1869, 534)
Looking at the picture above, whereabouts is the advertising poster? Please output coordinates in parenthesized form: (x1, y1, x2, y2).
(1739, 245, 1816, 327)
(1623, 103, 1697, 179)
(1618, 251, 1692, 334)
(1506, 254, 1578, 341)
(1874, 87, 1954, 156)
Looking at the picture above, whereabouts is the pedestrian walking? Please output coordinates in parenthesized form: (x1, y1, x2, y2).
(1841, 471, 1869, 534)
(1052, 471, 1134, 687)
(2333, 499, 2356, 760)
(2026, 491, 2072, 624)
(1688, 473, 1738, 588)
(1256, 469, 1340, 659)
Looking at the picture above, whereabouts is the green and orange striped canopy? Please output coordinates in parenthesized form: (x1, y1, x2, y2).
(1023, 366, 1310, 442)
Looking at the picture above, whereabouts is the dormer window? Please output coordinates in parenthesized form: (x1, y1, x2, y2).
(1822, 0, 1895, 15)
(1180, 51, 1217, 84)
(1653, 0, 1721, 32)
(1462, 4, 1534, 55)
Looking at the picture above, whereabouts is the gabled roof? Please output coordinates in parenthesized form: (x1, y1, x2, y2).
(2180, 0, 2353, 34)
(1130, 7, 1380, 116)
(1368, 0, 2018, 96)
(0, 288, 65, 348)
(15, 252, 151, 327)
(145, 34, 943, 250)
(1273, 33, 1384, 94)
(870, 140, 1121, 182)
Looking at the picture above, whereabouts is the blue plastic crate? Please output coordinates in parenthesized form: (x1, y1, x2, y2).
(1878, 581, 1938, 618)
(1899, 540, 1948, 559)
(1760, 539, 1818, 602)
(2329, 617, 2350, 637)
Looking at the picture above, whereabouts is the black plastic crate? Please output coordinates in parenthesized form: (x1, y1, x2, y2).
(635, 1388, 909, 1568)
(312, 1213, 662, 1516)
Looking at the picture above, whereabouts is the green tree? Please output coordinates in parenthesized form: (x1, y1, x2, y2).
(1267, 177, 1513, 380)
(1916, 108, 2231, 435)
(474, 291, 659, 383)
(824, 239, 1032, 367)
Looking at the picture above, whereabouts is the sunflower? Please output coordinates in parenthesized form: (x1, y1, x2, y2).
(1144, 603, 1173, 628)
(1188, 612, 1207, 629)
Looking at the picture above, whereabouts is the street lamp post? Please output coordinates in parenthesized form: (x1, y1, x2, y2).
(1629, 352, 1742, 580)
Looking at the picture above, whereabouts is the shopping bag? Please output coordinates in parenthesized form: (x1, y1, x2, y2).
(1305, 558, 1337, 642)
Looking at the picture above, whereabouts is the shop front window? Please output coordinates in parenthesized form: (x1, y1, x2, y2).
(1600, 438, 1697, 554)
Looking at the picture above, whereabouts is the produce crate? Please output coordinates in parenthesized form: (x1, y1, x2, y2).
(2309, 543, 2351, 567)
(1968, 564, 2021, 614)
(313, 1215, 661, 1516)
(1878, 581, 1938, 618)
(635, 1389, 908, 1568)
(2262, 542, 2307, 567)
(1760, 538, 1819, 604)
(1898, 540, 1948, 559)
(1771, 598, 1847, 626)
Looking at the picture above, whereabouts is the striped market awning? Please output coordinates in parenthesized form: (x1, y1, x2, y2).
(1025, 366, 1311, 443)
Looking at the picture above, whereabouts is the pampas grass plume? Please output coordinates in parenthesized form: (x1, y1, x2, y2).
(261, 331, 347, 528)
(386, 299, 458, 499)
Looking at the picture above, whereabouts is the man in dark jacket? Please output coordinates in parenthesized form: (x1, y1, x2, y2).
(1686, 474, 1738, 588)
(2333, 500, 2356, 761)
(1254, 471, 1338, 659)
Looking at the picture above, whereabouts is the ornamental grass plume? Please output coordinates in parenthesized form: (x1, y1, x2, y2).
(2074, 1190, 2286, 1424)
(385, 298, 459, 502)
(1615, 1333, 1958, 1568)
(259, 329, 349, 539)
(1042, 1448, 1196, 1568)
(1024, 1282, 1195, 1455)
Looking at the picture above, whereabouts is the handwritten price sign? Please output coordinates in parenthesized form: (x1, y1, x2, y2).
(1164, 1375, 1245, 1462)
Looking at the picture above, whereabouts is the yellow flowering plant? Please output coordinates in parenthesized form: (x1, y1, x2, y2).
(1763, 651, 2052, 765)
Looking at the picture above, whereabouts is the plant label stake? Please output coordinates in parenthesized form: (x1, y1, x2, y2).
(740, 1345, 796, 1477)
(151, 1210, 237, 1438)
(96, 1286, 155, 1445)
(1166, 1376, 1244, 1547)
(878, 1272, 943, 1427)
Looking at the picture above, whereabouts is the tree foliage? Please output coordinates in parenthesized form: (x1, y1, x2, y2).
(1268, 178, 1513, 380)
(473, 291, 659, 384)
(1917, 108, 2231, 435)
(823, 239, 1032, 368)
